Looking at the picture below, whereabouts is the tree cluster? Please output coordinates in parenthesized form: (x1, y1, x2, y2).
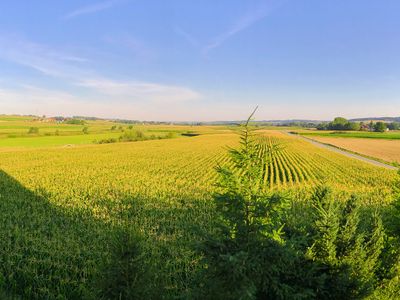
(317, 117, 360, 131)
(317, 117, 394, 132)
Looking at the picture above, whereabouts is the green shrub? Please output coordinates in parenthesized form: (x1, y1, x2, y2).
(28, 127, 39, 134)
(97, 227, 162, 299)
(82, 127, 89, 134)
(95, 138, 118, 144)
(119, 130, 146, 142)
(65, 119, 85, 125)
(305, 188, 385, 299)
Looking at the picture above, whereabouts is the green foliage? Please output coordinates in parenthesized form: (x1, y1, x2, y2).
(97, 227, 162, 299)
(82, 126, 89, 134)
(211, 109, 285, 241)
(1, 112, 400, 299)
(27, 127, 39, 134)
(302, 130, 400, 140)
(95, 138, 118, 144)
(306, 187, 385, 299)
(198, 109, 316, 299)
(166, 132, 176, 139)
(198, 110, 397, 299)
(374, 122, 387, 133)
(119, 130, 145, 142)
(333, 117, 349, 126)
(318, 117, 361, 131)
(346, 121, 361, 131)
(95, 130, 176, 144)
(65, 119, 86, 125)
(387, 122, 400, 130)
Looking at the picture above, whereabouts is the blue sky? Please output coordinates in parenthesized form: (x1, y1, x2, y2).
(0, 0, 399, 121)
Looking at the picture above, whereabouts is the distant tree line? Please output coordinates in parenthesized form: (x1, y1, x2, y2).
(317, 117, 399, 133)
(260, 121, 318, 128)
(53, 117, 86, 125)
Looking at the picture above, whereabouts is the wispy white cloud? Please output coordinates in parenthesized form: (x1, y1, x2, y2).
(203, 1, 276, 54)
(63, 0, 122, 20)
(174, 26, 200, 48)
(77, 78, 201, 104)
(0, 33, 204, 120)
(103, 35, 156, 61)
(0, 34, 91, 78)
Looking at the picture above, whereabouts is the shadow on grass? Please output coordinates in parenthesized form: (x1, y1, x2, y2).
(0, 170, 117, 299)
(0, 170, 216, 299)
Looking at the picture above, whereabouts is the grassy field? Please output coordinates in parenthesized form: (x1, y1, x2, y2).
(0, 117, 399, 298)
(298, 130, 400, 139)
(0, 116, 224, 148)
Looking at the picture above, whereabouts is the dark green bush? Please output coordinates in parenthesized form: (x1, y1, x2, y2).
(28, 127, 39, 134)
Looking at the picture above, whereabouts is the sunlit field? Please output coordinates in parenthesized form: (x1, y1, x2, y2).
(307, 136, 400, 165)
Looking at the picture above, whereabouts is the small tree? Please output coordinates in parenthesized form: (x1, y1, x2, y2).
(329, 117, 349, 130)
(387, 122, 400, 130)
(306, 187, 385, 299)
(213, 108, 285, 243)
(82, 127, 89, 134)
(198, 109, 317, 299)
(28, 127, 39, 134)
(374, 122, 387, 132)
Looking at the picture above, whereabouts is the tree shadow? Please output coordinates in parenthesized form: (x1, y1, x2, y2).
(0, 170, 115, 299)
(0, 170, 216, 299)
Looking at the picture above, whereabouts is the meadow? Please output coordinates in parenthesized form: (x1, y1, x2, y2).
(0, 115, 221, 148)
(298, 130, 400, 139)
(0, 116, 399, 298)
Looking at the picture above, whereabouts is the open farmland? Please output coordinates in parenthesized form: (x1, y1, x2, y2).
(0, 128, 398, 298)
(0, 116, 228, 148)
(304, 136, 400, 165)
(299, 130, 400, 140)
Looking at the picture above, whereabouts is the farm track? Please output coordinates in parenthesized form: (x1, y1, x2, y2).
(285, 131, 399, 171)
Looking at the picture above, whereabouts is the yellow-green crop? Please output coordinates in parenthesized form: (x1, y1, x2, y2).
(0, 130, 397, 298)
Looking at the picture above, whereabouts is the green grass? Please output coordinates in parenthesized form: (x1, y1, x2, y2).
(0, 115, 36, 121)
(300, 130, 400, 139)
(0, 117, 216, 148)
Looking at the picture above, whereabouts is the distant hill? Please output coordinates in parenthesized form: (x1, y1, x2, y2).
(258, 119, 325, 124)
(1, 114, 399, 125)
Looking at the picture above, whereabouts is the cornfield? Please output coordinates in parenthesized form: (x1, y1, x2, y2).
(0, 130, 397, 298)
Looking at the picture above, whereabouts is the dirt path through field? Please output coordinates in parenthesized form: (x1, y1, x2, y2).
(284, 132, 399, 171)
